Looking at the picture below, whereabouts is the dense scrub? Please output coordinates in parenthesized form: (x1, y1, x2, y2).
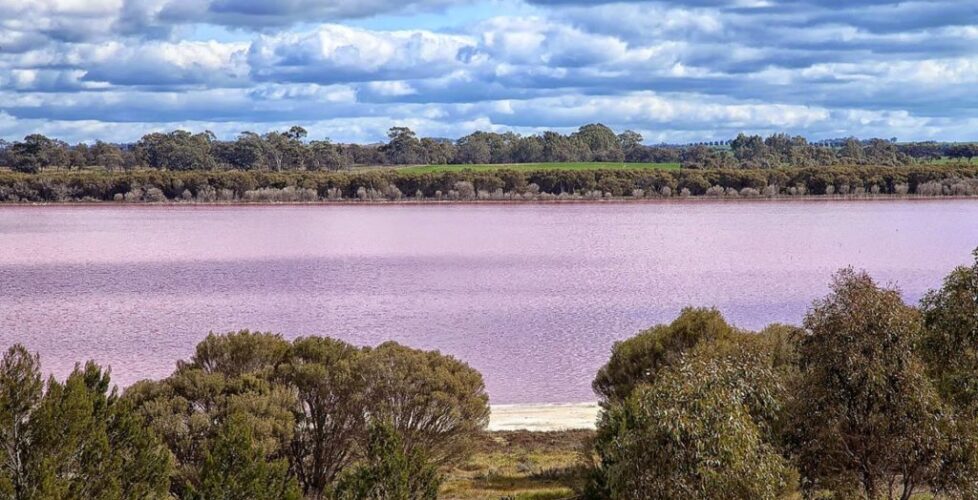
(2, 164, 978, 203)
(584, 251, 978, 500)
(1, 333, 488, 499)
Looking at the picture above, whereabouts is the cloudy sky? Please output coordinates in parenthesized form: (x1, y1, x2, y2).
(1, 0, 977, 144)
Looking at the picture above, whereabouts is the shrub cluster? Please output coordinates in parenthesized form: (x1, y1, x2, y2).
(584, 250, 978, 500)
(1, 165, 977, 203)
(0, 333, 489, 499)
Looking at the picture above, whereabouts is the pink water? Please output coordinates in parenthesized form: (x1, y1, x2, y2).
(1, 201, 976, 404)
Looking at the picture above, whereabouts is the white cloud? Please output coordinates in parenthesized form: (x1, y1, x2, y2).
(247, 24, 475, 83)
(366, 81, 417, 96)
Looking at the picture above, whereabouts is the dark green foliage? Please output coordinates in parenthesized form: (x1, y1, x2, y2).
(277, 337, 369, 494)
(187, 414, 301, 500)
(135, 131, 216, 171)
(948, 143, 978, 161)
(2, 164, 976, 203)
(363, 342, 491, 467)
(333, 422, 440, 500)
(790, 269, 955, 499)
(125, 331, 489, 498)
(574, 124, 624, 162)
(125, 332, 298, 497)
(0, 346, 171, 499)
(2, 127, 976, 176)
(592, 307, 737, 405)
(920, 249, 978, 416)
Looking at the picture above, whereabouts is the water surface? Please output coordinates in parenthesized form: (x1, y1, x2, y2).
(2, 201, 976, 403)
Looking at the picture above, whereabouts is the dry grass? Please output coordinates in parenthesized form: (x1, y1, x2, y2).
(441, 430, 592, 500)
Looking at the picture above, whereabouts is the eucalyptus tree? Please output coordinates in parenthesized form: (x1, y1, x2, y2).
(135, 130, 216, 170)
(791, 270, 953, 499)
(591, 350, 796, 499)
(574, 123, 624, 162)
(275, 336, 369, 495)
(585, 313, 800, 499)
(592, 307, 738, 406)
(382, 127, 425, 165)
(920, 249, 978, 415)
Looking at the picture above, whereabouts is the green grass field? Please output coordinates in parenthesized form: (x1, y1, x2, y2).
(395, 162, 680, 173)
(925, 157, 978, 165)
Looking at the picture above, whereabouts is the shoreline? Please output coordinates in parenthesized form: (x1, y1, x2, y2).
(488, 402, 600, 432)
(2, 194, 978, 208)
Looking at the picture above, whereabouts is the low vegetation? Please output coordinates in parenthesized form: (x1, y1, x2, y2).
(1, 334, 489, 499)
(2, 164, 978, 203)
(393, 162, 681, 173)
(442, 431, 589, 499)
(2, 251, 977, 498)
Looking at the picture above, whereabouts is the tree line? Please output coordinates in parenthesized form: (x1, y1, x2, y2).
(2, 164, 977, 203)
(0, 334, 487, 499)
(582, 249, 978, 499)
(3, 250, 977, 498)
(2, 125, 976, 173)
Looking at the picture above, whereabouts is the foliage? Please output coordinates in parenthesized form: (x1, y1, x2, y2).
(187, 414, 301, 500)
(586, 263, 978, 499)
(397, 162, 680, 173)
(276, 337, 369, 494)
(0, 346, 171, 499)
(592, 352, 796, 499)
(125, 331, 300, 497)
(6, 125, 976, 175)
(363, 341, 491, 467)
(920, 249, 978, 416)
(592, 307, 738, 405)
(333, 422, 440, 500)
(124, 331, 489, 498)
(791, 269, 956, 499)
(2, 164, 977, 203)
(585, 311, 800, 499)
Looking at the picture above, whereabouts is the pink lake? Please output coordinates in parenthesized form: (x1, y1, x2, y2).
(1, 201, 976, 404)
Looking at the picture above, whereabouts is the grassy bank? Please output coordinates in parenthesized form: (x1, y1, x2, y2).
(443, 430, 590, 499)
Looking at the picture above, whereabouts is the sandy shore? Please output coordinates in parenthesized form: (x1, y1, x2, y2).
(488, 402, 600, 432)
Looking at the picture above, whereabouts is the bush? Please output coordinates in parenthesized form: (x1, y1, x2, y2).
(591, 353, 796, 499)
(363, 342, 490, 467)
(333, 422, 440, 500)
(0, 346, 172, 497)
(4, 165, 975, 203)
(187, 414, 300, 500)
(592, 308, 737, 406)
(125, 331, 488, 498)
